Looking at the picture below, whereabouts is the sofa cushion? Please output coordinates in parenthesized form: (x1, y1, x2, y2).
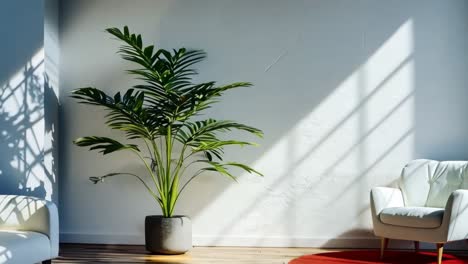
(0, 230, 51, 264)
(379, 207, 444, 229)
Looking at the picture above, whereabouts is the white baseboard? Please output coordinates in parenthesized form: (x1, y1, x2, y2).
(193, 235, 382, 248)
(59, 233, 468, 249)
(60, 232, 379, 248)
(60, 232, 144, 245)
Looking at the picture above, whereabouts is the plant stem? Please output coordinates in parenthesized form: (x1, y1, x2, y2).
(165, 125, 173, 216)
(130, 149, 163, 197)
(172, 170, 205, 210)
(150, 138, 168, 216)
(142, 139, 155, 161)
(150, 139, 165, 192)
(167, 145, 187, 216)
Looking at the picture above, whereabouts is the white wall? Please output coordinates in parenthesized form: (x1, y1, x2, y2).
(0, 0, 59, 203)
(59, 0, 468, 247)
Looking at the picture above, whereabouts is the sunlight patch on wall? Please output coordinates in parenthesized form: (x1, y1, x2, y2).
(0, 48, 54, 200)
(191, 19, 416, 245)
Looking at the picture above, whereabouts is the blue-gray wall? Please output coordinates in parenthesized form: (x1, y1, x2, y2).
(0, 0, 59, 203)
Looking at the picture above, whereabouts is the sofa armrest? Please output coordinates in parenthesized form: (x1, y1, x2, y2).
(445, 189, 468, 242)
(0, 195, 59, 258)
(370, 187, 404, 216)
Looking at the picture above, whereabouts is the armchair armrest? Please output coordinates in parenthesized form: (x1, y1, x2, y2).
(370, 187, 404, 216)
(445, 190, 468, 242)
(0, 195, 59, 258)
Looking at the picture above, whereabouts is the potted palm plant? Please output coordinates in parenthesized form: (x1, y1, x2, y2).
(71, 26, 263, 254)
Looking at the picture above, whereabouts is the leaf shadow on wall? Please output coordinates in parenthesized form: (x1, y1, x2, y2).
(0, 60, 58, 201)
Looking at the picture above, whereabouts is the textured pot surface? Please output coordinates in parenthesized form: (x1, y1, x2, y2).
(145, 215, 192, 254)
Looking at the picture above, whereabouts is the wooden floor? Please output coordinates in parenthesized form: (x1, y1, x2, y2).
(55, 244, 468, 264)
(55, 244, 331, 264)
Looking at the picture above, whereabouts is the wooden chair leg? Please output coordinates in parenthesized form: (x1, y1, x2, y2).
(414, 241, 419, 253)
(436, 243, 444, 264)
(380, 237, 389, 259)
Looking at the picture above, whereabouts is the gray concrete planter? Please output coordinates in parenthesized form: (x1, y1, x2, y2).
(145, 215, 192, 254)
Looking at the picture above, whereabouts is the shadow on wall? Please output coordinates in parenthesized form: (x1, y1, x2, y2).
(0, 0, 59, 202)
(171, 0, 413, 205)
(182, 10, 416, 245)
(0, 55, 58, 201)
(0, 1, 44, 85)
(181, 1, 468, 246)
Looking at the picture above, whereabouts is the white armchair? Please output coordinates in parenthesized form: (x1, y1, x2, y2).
(371, 159, 468, 264)
(0, 195, 59, 264)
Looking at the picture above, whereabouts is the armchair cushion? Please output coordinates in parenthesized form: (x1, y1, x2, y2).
(370, 187, 404, 216)
(0, 230, 50, 263)
(380, 207, 444, 228)
(0, 195, 58, 262)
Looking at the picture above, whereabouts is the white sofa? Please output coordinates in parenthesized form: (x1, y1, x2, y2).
(0, 195, 58, 264)
(371, 159, 468, 264)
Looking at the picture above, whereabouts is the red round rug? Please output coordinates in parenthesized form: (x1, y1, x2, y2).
(289, 250, 468, 264)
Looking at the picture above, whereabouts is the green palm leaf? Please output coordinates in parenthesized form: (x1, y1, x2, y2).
(74, 136, 139, 155)
(71, 87, 157, 139)
(198, 161, 263, 180)
(177, 119, 263, 144)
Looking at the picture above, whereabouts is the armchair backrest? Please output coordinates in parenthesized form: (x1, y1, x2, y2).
(399, 159, 468, 208)
(0, 195, 53, 235)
